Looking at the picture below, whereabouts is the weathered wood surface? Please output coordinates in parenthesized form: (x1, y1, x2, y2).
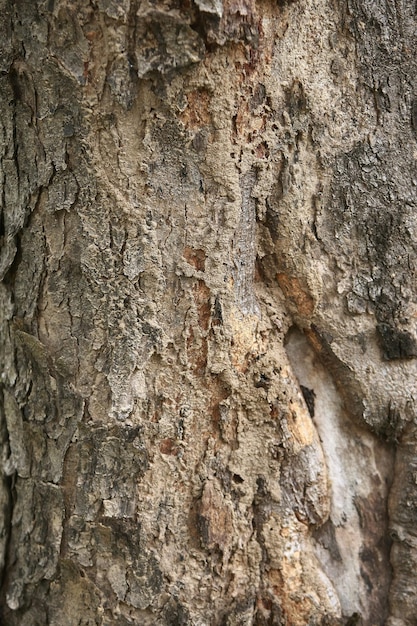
(1, 1, 416, 624)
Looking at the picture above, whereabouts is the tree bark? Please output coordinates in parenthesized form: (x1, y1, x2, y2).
(0, 1, 416, 624)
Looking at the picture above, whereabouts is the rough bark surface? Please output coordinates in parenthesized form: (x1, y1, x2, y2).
(0, 1, 416, 625)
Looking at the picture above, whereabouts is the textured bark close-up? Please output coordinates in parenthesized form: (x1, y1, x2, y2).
(1, 0, 417, 624)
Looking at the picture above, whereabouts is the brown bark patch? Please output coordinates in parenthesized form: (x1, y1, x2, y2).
(193, 279, 211, 331)
(277, 273, 314, 316)
(267, 567, 319, 626)
(255, 141, 269, 159)
(183, 246, 206, 271)
(187, 327, 208, 375)
(180, 89, 212, 128)
(159, 438, 179, 456)
(197, 479, 234, 554)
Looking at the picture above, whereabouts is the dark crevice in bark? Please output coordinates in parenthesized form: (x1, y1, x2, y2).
(0, 392, 16, 619)
(1, 236, 20, 286)
(0, 480, 15, 611)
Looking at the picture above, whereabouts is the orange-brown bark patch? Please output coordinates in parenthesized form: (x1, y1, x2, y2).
(277, 273, 314, 317)
(180, 89, 212, 129)
(267, 568, 316, 626)
(183, 247, 206, 271)
(159, 438, 179, 456)
(187, 327, 208, 376)
(193, 280, 211, 331)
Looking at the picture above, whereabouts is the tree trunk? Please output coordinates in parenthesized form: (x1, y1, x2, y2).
(1, 1, 416, 624)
